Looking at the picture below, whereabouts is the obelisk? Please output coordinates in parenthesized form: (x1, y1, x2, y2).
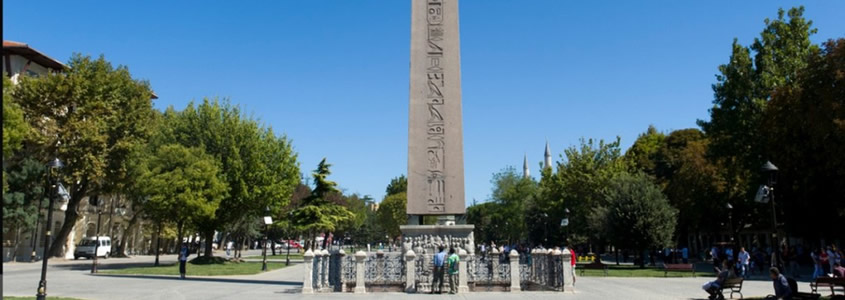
(407, 0, 465, 219)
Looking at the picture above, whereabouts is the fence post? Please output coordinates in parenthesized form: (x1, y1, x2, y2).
(354, 250, 367, 293)
(458, 248, 469, 293)
(509, 249, 520, 292)
(321, 249, 330, 291)
(491, 247, 500, 282)
(303, 249, 315, 294)
(552, 249, 562, 290)
(405, 250, 417, 293)
(562, 248, 574, 292)
(338, 249, 346, 292)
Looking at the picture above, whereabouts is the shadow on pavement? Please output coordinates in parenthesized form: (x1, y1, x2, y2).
(53, 262, 176, 271)
(91, 273, 302, 286)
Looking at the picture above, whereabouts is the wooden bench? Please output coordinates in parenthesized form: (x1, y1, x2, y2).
(663, 263, 695, 277)
(719, 278, 744, 299)
(579, 262, 609, 276)
(810, 277, 845, 296)
(787, 277, 822, 300)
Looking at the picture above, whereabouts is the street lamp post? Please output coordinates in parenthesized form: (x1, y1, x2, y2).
(35, 158, 64, 300)
(262, 206, 272, 272)
(761, 161, 780, 270)
(726, 203, 734, 243)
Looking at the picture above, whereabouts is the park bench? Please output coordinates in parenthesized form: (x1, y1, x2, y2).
(579, 262, 609, 276)
(810, 277, 845, 296)
(663, 263, 695, 277)
(718, 277, 744, 299)
(787, 277, 822, 300)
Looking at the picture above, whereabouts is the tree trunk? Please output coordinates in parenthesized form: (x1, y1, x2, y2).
(49, 179, 88, 258)
(176, 221, 184, 251)
(271, 240, 276, 256)
(203, 230, 214, 257)
(154, 222, 162, 266)
(117, 210, 141, 257)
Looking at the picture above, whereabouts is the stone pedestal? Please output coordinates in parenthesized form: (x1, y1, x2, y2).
(458, 248, 469, 293)
(320, 249, 330, 291)
(302, 249, 315, 294)
(354, 251, 367, 293)
(399, 224, 475, 255)
(405, 250, 417, 293)
(562, 248, 574, 292)
(509, 250, 520, 292)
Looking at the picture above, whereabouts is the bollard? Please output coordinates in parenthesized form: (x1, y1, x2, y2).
(405, 250, 417, 293)
(458, 248, 469, 293)
(354, 251, 367, 293)
(303, 249, 315, 294)
(509, 250, 520, 292)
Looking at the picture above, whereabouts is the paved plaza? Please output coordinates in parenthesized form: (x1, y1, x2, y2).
(3, 253, 801, 300)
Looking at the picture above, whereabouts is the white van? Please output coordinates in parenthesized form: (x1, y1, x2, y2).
(74, 236, 111, 260)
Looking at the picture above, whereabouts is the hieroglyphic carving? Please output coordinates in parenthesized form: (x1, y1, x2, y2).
(425, 0, 446, 213)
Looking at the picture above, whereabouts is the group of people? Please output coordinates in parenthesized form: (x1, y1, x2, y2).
(430, 246, 461, 294)
(810, 245, 844, 279)
(703, 243, 844, 300)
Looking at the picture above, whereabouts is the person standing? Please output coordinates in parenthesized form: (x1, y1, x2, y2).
(738, 247, 750, 279)
(179, 243, 190, 279)
(569, 246, 577, 285)
(430, 246, 446, 294)
(225, 240, 233, 258)
(446, 248, 459, 294)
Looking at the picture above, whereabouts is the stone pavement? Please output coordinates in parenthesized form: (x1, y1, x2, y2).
(3, 254, 807, 300)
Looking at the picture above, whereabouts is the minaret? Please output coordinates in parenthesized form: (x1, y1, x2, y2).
(544, 140, 552, 170)
(523, 154, 530, 178)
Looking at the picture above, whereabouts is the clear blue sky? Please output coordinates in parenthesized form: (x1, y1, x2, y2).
(4, 1, 844, 206)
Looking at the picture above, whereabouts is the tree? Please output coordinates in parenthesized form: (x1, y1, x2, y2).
(376, 192, 406, 240)
(13, 54, 157, 257)
(488, 167, 537, 244)
(385, 175, 407, 196)
(135, 144, 227, 248)
(2, 76, 28, 189)
(538, 137, 628, 247)
(625, 125, 666, 176)
(291, 158, 354, 249)
(763, 38, 845, 240)
(157, 99, 299, 256)
(597, 172, 678, 268)
(697, 7, 818, 237)
(2, 158, 47, 256)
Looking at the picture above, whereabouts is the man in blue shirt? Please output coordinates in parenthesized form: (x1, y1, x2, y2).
(431, 246, 446, 294)
(766, 267, 792, 300)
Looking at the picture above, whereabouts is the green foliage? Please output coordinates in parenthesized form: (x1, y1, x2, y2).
(596, 173, 677, 267)
(155, 98, 299, 254)
(135, 144, 227, 229)
(489, 167, 537, 243)
(2, 158, 46, 234)
(763, 38, 845, 238)
(698, 6, 818, 222)
(539, 137, 628, 246)
(2, 75, 27, 160)
(625, 125, 666, 176)
(291, 159, 354, 246)
(13, 54, 156, 256)
(385, 175, 407, 196)
(376, 192, 406, 239)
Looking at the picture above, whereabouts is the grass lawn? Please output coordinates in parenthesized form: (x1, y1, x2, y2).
(243, 253, 303, 260)
(578, 264, 716, 277)
(4, 297, 88, 300)
(101, 260, 289, 276)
